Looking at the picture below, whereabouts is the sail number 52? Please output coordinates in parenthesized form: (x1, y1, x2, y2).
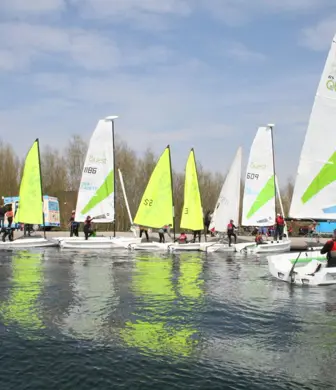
(144, 198, 153, 206)
(247, 173, 259, 180)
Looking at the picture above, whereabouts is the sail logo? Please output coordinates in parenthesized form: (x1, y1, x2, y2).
(250, 162, 266, 170)
(89, 155, 107, 164)
(301, 151, 336, 204)
(326, 75, 336, 91)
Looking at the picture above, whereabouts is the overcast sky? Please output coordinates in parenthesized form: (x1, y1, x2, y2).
(0, 0, 335, 185)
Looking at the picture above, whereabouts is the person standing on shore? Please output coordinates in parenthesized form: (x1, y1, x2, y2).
(84, 216, 94, 240)
(139, 226, 149, 242)
(69, 210, 79, 237)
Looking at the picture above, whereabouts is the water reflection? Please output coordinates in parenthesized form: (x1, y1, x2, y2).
(60, 254, 118, 342)
(0, 251, 44, 335)
(121, 253, 204, 357)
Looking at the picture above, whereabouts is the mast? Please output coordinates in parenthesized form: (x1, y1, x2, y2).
(268, 124, 277, 222)
(36, 138, 46, 239)
(112, 119, 116, 237)
(167, 145, 176, 241)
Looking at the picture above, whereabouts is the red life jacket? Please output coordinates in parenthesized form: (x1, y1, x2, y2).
(179, 234, 187, 243)
(276, 216, 284, 226)
(227, 223, 233, 230)
(327, 239, 336, 251)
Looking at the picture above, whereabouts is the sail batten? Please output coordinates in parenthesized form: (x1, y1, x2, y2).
(290, 35, 336, 219)
(75, 119, 115, 223)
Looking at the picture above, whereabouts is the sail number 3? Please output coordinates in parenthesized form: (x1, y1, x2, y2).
(246, 173, 259, 180)
(144, 198, 153, 206)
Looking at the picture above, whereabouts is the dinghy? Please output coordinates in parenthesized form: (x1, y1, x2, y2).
(0, 139, 56, 249)
(128, 146, 176, 252)
(169, 149, 204, 252)
(268, 34, 336, 284)
(58, 117, 139, 249)
(200, 147, 242, 253)
(268, 252, 331, 286)
(240, 125, 291, 254)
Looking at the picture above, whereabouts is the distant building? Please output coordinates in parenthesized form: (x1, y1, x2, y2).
(317, 222, 336, 234)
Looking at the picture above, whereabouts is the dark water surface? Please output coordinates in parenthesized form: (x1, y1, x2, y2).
(1, 249, 336, 389)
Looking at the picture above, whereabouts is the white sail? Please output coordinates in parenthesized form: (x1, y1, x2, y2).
(210, 147, 242, 231)
(75, 119, 114, 223)
(290, 35, 336, 220)
(242, 126, 275, 226)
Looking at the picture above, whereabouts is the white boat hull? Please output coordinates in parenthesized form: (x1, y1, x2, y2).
(236, 239, 291, 254)
(0, 237, 57, 249)
(199, 242, 235, 253)
(58, 236, 141, 249)
(128, 242, 171, 251)
(267, 251, 334, 286)
(168, 243, 201, 252)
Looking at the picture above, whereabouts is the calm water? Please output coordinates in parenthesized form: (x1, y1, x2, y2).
(1, 249, 336, 389)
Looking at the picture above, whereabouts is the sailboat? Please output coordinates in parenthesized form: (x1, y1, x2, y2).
(128, 146, 175, 251)
(268, 34, 336, 285)
(0, 139, 56, 248)
(58, 118, 140, 249)
(200, 147, 243, 253)
(168, 148, 204, 252)
(238, 125, 291, 254)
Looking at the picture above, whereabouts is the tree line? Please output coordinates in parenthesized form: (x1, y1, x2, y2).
(0, 136, 294, 231)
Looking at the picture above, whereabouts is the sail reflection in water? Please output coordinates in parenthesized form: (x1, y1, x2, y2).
(121, 253, 204, 357)
(60, 255, 118, 342)
(0, 251, 44, 335)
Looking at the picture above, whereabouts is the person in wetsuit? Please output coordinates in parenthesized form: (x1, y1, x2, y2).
(193, 230, 201, 243)
(320, 229, 336, 268)
(139, 226, 149, 242)
(227, 219, 237, 246)
(83, 216, 94, 240)
(69, 210, 79, 237)
(274, 213, 285, 240)
(2, 205, 14, 242)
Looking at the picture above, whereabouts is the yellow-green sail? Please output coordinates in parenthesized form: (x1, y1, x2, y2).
(134, 146, 174, 228)
(180, 149, 204, 231)
(14, 140, 43, 224)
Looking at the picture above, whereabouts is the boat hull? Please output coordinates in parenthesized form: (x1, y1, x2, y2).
(58, 236, 141, 249)
(267, 252, 334, 286)
(199, 242, 235, 253)
(237, 239, 291, 254)
(0, 237, 57, 249)
(128, 242, 171, 251)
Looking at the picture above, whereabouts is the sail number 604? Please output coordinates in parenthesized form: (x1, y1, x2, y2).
(247, 173, 259, 180)
(144, 198, 153, 206)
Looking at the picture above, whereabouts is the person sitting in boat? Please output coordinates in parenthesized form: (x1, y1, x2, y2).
(274, 213, 285, 241)
(227, 220, 237, 246)
(83, 216, 94, 240)
(320, 229, 336, 267)
(177, 232, 188, 244)
(69, 210, 79, 237)
(255, 232, 264, 245)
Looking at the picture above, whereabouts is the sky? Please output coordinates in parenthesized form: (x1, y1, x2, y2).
(0, 0, 335, 185)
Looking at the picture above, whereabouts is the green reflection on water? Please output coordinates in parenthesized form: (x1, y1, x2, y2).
(121, 254, 204, 357)
(0, 251, 44, 333)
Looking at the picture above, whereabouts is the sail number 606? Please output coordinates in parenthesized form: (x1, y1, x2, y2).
(144, 198, 153, 206)
(247, 173, 259, 180)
